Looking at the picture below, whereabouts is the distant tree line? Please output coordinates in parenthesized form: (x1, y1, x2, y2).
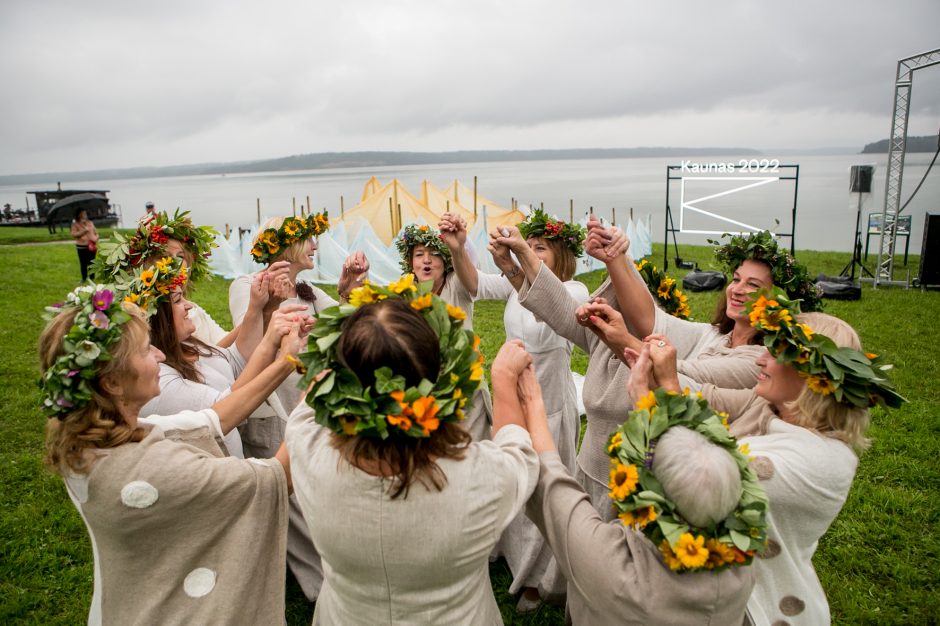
(861, 135, 940, 153)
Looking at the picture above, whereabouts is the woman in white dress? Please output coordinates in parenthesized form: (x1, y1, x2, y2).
(286, 282, 541, 624)
(437, 209, 589, 610)
(39, 285, 303, 625)
(393, 221, 508, 442)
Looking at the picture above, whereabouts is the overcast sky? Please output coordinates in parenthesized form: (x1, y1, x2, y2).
(1, 0, 938, 175)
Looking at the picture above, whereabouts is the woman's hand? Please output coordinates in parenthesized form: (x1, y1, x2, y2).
(486, 230, 517, 274)
(438, 212, 467, 251)
(585, 215, 630, 262)
(338, 251, 370, 300)
(491, 339, 532, 380)
(278, 321, 308, 359)
(265, 304, 309, 348)
(644, 334, 682, 393)
(247, 271, 271, 312)
(489, 224, 529, 255)
(575, 297, 640, 359)
(624, 343, 657, 405)
(264, 261, 293, 303)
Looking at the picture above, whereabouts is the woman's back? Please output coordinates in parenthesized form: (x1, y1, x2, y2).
(287, 405, 537, 625)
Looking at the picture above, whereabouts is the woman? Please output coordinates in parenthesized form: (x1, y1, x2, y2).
(229, 214, 369, 410)
(519, 348, 762, 625)
(489, 223, 632, 522)
(442, 209, 588, 609)
(90, 208, 228, 345)
(130, 258, 304, 459)
(586, 226, 821, 391)
(70, 208, 99, 281)
(38, 285, 301, 624)
(628, 290, 904, 626)
(394, 219, 508, 442)
(286, 281, 539, 624)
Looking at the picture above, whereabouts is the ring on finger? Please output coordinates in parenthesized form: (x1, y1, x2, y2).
(657, 340, 666, 347)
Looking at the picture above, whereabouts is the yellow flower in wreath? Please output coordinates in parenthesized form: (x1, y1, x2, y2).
(140, 269, 156, 287)
(657, 277, 675, 299)
(386, 413, 413, 432)
(388, 274, 417, 294)
(154, 257, 173, 273)
(705, 538, 736, 568)
(607, 431, 622, 453)
(608, 462, 639, 500)
(658, 540, 683, 571)
(618, 505, 657, 529)
(446, 303, 466, 321)
(805, 374, 836, 395)
(282, 219, 300, 237)
(635, 390, 657, 413)
(349, 284, 382, 307)
(675, 533, 709, 569)
(410, 293, 433, 311)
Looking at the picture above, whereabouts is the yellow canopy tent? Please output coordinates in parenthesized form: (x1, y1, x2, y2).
(440, 179, 526, 230)
(337, 178, 441, 244)
(417, 180, 475, 223)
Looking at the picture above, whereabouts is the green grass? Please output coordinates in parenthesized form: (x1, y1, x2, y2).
(1, 242, 937, 624)
(0, 227, 132, 245)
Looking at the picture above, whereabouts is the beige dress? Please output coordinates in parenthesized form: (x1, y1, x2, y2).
(63, 410, 288, 625)
(286, 403, 539, 625)
(526, 450, 755, 625)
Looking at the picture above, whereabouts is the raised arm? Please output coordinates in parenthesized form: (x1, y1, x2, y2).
(336, 251, 370, 302)
(439, 212, 481, 296)
(585, 216, 656, 337)
(487, 228, 525, 292)
(233, 272, 270, 359)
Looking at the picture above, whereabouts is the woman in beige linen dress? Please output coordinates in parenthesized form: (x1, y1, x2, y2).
(517, 341, 758, 625)
(39, 286, 299, 625)
(286, 289, 539, 625)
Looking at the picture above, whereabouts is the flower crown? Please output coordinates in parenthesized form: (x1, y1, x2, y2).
(746, 288, 905, 409)
(607, 388, 769, 573)
(635, 259, 690, 320)
(91, 209, 217, 284)
(711, 230, 822, 312)
(395, 224, 453, 274)
(516, 208, 586, 257)
(40, 285, 135, 419)
(250, 213, 330, 265)
(119, 256, 189, 316)
(296, 274, 482, 439)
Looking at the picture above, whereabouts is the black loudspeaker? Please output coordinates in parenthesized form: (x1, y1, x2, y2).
(918, 213, 940, 288)
(850, 165, 874, 193)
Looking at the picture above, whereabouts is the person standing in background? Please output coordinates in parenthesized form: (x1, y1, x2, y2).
(144, 201, 156, 220)
(70, 208, 98, 281)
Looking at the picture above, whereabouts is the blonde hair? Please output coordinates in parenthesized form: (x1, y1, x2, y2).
(252, 216, 309, 265)
(786, 312, 870, 452)
(39, 305, 150, 474)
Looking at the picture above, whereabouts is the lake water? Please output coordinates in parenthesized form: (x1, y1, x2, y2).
(2, 152, 937, 256)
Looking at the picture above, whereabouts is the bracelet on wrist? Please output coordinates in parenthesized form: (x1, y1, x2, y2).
(501, 266, 521, 279)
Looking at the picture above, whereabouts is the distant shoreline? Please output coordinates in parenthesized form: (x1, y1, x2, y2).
(0, 147, 767, 186)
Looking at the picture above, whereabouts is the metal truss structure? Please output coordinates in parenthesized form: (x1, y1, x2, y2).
(875, 48, 940, 287)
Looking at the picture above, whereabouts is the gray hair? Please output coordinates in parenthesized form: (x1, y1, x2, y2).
(652, 426, 742, 528)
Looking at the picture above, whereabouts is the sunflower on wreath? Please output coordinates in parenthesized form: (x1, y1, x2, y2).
(607, 388, 769, 573)
(634, 258, 691, 319)
(250, 212, 331, 264)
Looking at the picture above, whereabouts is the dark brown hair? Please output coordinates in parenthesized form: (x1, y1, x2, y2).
(709, 260, 770, 345)
(40, 306, 149, 473)
(150, 299, 220, 383)
(330, 298, 470, 498)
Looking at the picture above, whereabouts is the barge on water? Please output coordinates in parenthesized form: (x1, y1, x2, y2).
(1, 183, 121, 232)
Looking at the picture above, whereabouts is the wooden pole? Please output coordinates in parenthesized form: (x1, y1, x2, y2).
(340, 195, 345, 219)
(397, 203, 403, 234)
(225, 223, 230, 237)
(473, 175, 478, 220)
(256, 199, 261, 225)
(292, 197, 296, 217)
(612, 207, 617, 226)
(540, 201, 544, 211)
(389, 199, 395, 235)
(630, 206, 634, 221)
(569, 199, 573, 223)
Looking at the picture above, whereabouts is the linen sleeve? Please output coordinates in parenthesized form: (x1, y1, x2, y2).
(146, 366, 232, 416)
(517, 263, 596, 353)
(474, 271, 515, 300)
(487, 424, 539, 533)
(676, 345, 762, 390)
(228, 275, 253, 326)
(525, 452, 637, 597)
(189, 302, 229, 345)
(651, 306, 720, 360)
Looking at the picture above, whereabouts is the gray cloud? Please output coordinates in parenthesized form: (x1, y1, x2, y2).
(1, 0, 938, 174)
